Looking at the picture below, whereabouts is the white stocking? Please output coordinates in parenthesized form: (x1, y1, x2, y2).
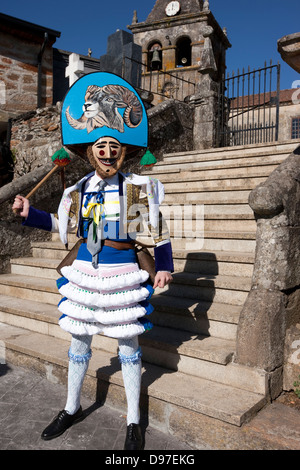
(118, 336, 142, 425)
(65, 334, 92, 415)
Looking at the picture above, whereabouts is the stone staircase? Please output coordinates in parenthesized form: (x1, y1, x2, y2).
(0, 140, 297, 448)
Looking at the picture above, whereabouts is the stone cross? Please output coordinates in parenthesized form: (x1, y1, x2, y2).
(65, 53, 84, 86)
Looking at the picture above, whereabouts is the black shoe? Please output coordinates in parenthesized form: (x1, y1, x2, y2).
(41, 406, 84, 440)
(124, 423, 144, 450)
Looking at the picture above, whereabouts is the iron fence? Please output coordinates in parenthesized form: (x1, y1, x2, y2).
(217, 61, 281, 147)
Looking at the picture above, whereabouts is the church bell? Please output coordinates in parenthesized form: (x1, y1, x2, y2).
(151, 49, 161, 65)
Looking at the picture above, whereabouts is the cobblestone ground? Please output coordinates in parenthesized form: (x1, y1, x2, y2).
(0, 363, 196, 451)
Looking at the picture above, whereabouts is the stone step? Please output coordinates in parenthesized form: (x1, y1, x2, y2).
(172, 249, 254, 277)
(0, 323, 267, 426)
(145, 153, 287, 174)
(162, 206, 255, 219)
(163, 176, 268, 193)
(0, 294, 240, 384)
(169, 233, 256, 252)
(0, 274, 60, 305)
(171, 271, 252, 290)
(156, 273, 250, 306)
(52, 232, 77, 244)
(161, 204, 254, 219)
(148, 164, 278, 184)
(169, 217, 257, 234)
(173, 249, 255, 264)
(163, 189, 251, 204)
(11, 257, 60, 280)
(149, 294, 241, 340)
(151, 164, 278, 184)
(160, 141, 296, 164)
(156, 149, 293, 167)
(31, 241, 70, 260)
(172, 230, 256, 241)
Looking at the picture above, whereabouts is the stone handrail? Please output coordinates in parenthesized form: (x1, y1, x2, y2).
(235, 143, 300, 398)
(248, 144, 300, 219)
(0, 161, 54, 205)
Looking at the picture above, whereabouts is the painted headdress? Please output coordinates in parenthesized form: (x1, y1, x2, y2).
(61, 72, 148, 150)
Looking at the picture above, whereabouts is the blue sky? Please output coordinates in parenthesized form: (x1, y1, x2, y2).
(1, 0, 299, 90)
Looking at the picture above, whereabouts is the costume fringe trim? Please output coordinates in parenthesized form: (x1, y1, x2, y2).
(58, 282, 151, 309)
(118, 346, 142, 364)
(61, 262, 149, 291)
(56, 261, 154, 339)
(58, 298, 153, 324)
(58, 315, 152, 339)
(68, 348, 92, 364)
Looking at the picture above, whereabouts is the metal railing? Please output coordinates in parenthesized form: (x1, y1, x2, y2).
(216, 61, 281, 147)
(121, 56, 196, 103)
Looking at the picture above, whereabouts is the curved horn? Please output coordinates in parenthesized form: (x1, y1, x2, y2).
(102, 85, 143, 128)
(65, 106, 87, 130)
(123, 104, 142, 128)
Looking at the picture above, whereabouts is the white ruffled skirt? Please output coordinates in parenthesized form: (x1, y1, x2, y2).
(57, 259, 154, 339)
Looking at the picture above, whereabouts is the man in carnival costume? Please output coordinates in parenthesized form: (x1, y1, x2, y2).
(12, 72, 173, 450)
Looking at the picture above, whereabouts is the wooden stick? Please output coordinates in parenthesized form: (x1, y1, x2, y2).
(25, 164, 59, 199)
(12, 164, 60, 215)
(60, 167, 66, 190)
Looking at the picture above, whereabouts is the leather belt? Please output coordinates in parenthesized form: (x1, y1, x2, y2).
(104, 239, 135, 250)
(83, 239, 135, 250)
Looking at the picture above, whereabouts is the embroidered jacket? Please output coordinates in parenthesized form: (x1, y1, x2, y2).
(23, 171, 174, 273)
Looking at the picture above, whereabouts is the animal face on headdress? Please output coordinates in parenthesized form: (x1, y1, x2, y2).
(66, 84, 143, 134)
(61, 72, 148, 149)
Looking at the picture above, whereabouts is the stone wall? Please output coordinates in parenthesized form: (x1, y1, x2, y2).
(147, 99, 194, 158)
(236, 144, 300, 397)
(0, 31, 54, 119)
(10, 104, 62, 176)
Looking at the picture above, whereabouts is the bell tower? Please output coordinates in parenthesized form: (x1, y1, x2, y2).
(128, 0, 231, 104)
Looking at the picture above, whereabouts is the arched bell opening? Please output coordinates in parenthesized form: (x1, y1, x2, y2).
(176, 37, 192, 67)
(147, 41, 163, 71)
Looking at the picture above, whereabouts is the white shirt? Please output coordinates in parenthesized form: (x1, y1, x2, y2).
(82, 172, 120, 222)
